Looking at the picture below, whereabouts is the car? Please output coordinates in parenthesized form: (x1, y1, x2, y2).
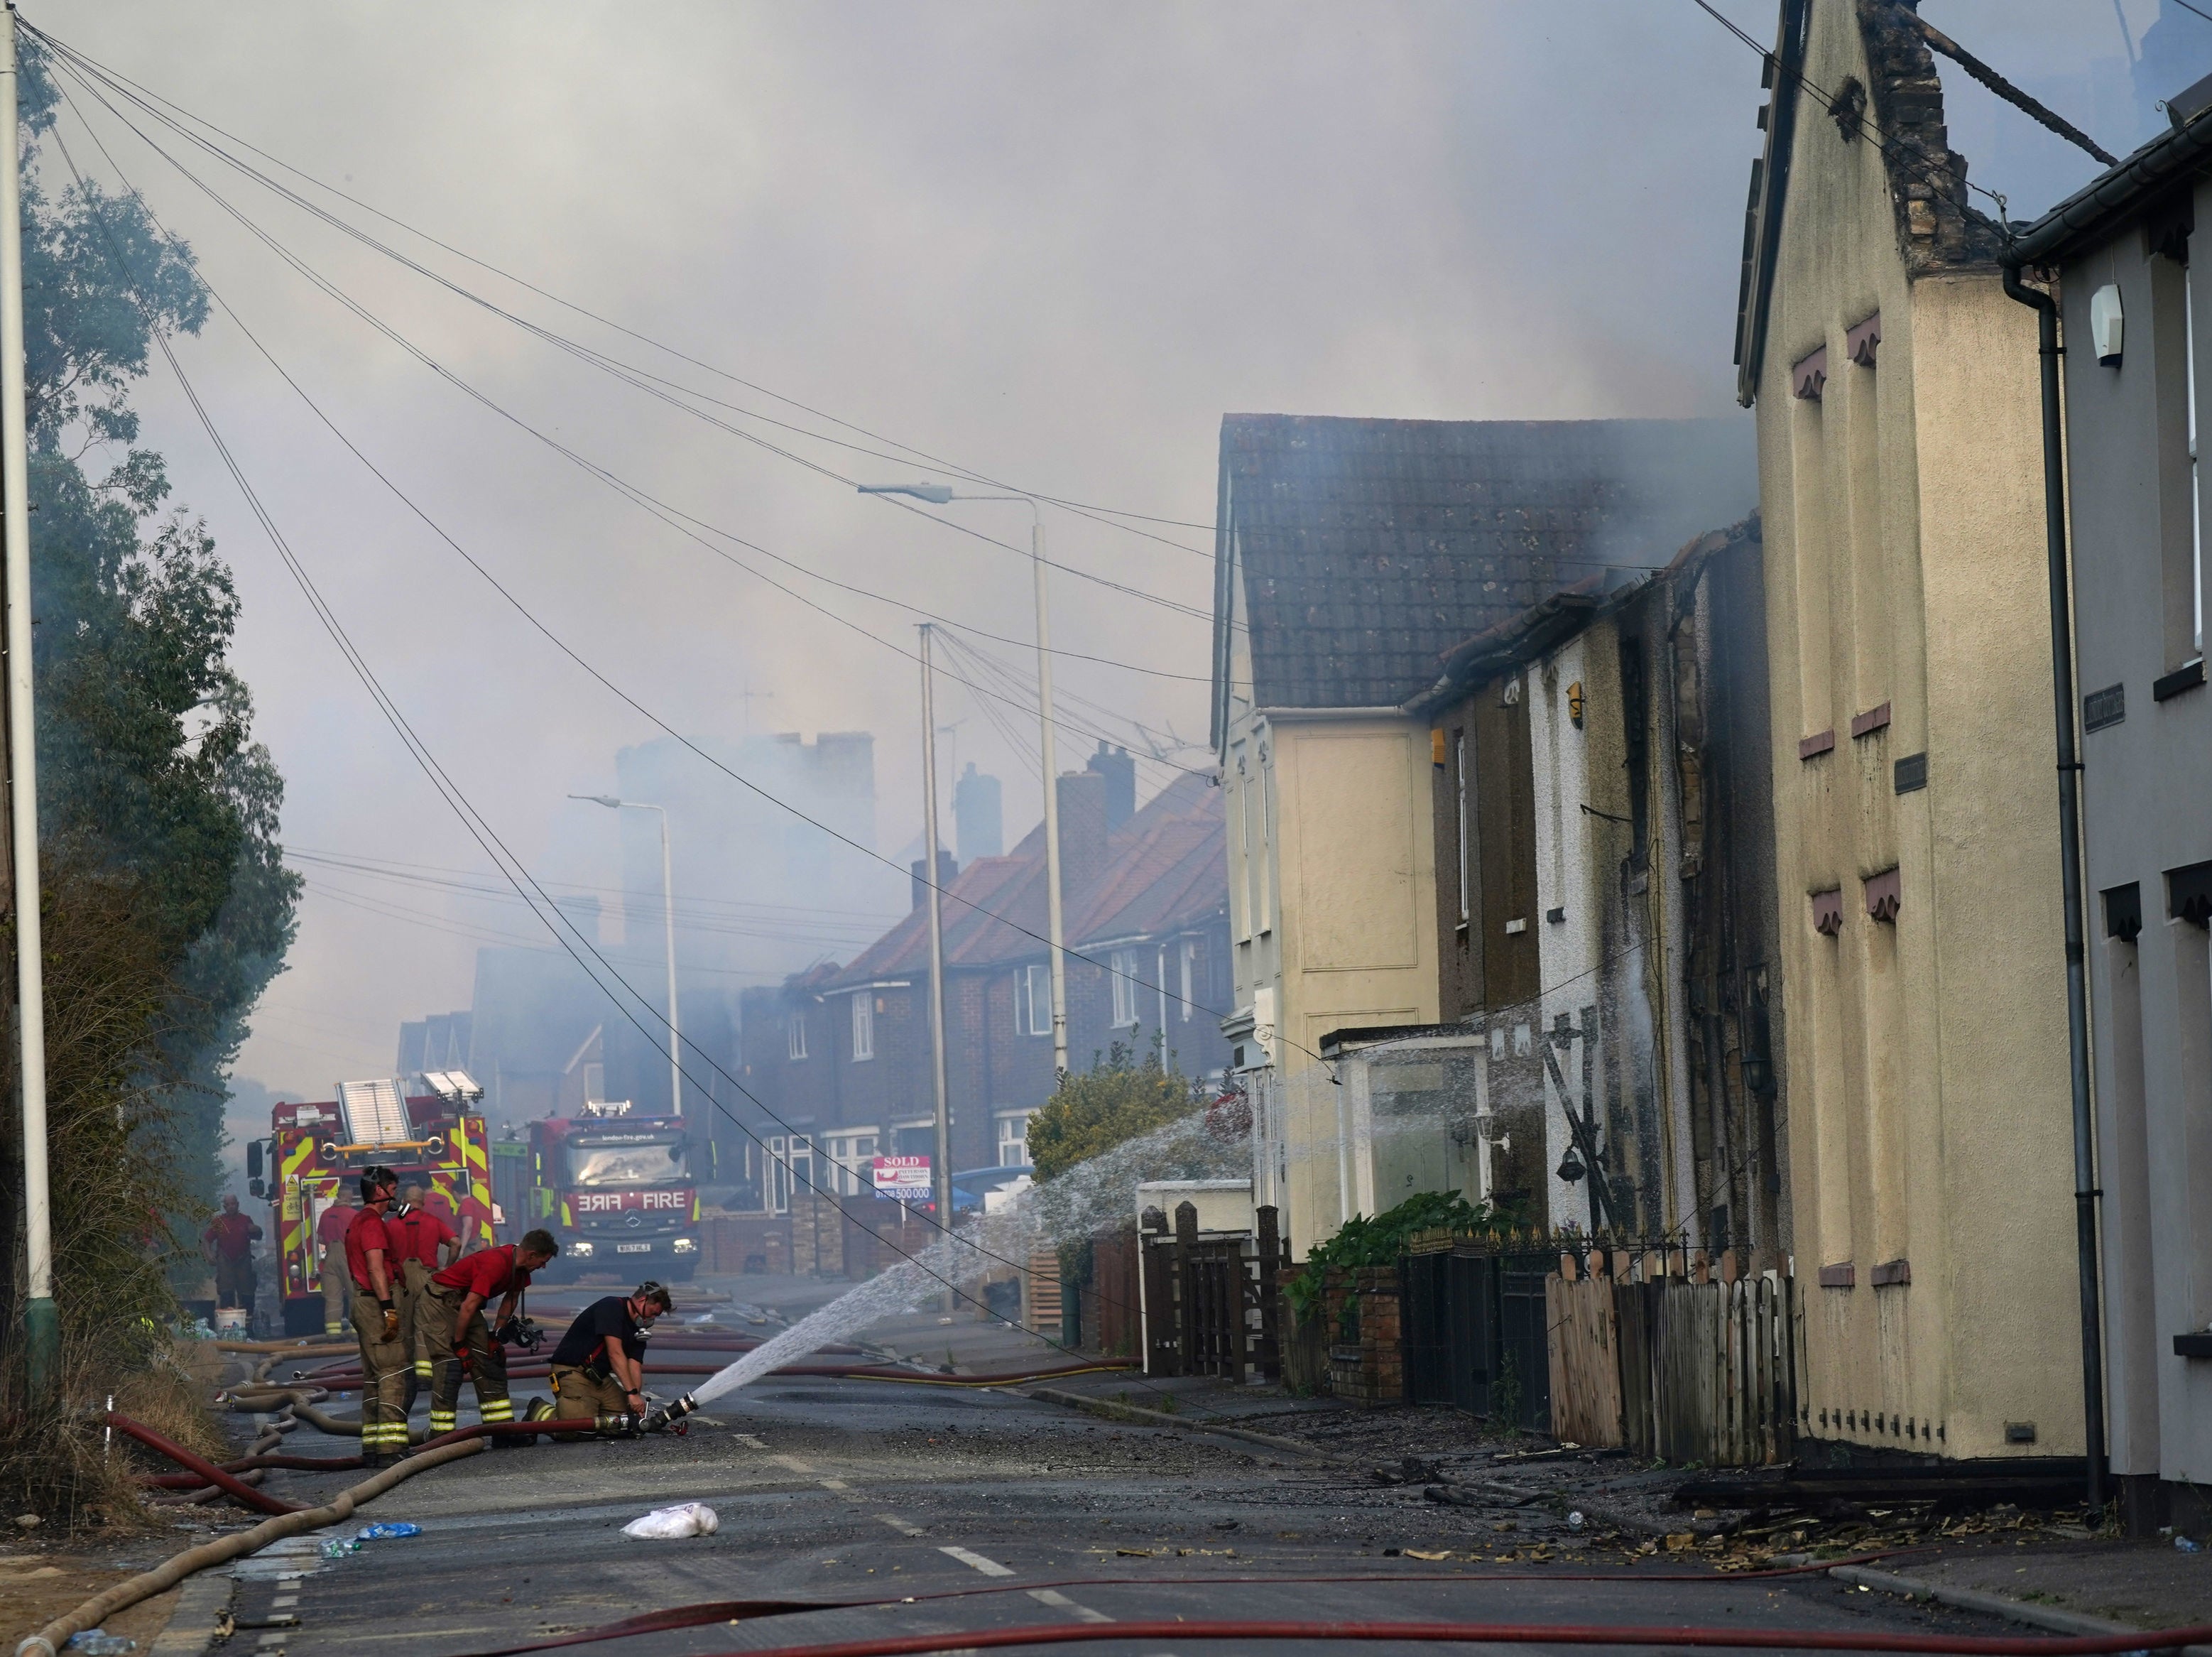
(949, 1163, 1035, 1216)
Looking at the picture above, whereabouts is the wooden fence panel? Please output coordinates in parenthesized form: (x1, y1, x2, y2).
(1545, 1273, 1625, 1447)
(1614, 1280, 1656, 1457)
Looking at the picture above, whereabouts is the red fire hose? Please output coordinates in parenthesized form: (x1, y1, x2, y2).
(111, 1411, 606, 1506)
(687, 1621, 2212, 1657)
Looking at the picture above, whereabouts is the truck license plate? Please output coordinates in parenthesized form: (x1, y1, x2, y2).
(616, 1242, 652, 1254)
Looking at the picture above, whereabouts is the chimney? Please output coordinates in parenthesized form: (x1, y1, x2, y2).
(1086, 741, 1135, 830)
(954, 763, 1003, 859)
(910, 848, 957, 911)
(1055, 769, 1110, 900)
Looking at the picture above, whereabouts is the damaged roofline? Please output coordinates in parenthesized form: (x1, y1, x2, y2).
(2010, 85, 2212, 266)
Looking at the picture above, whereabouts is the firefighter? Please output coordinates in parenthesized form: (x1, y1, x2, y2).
(417, 1227, 557, 1439)
(389, 1184, 459, 1406)
(547, 1281, 672, 1422)
(343, 1166, 410, 1467)
(316, 1187, 359, 1337)
(200, 1195, 262, 1318)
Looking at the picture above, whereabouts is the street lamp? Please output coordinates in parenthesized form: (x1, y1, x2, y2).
(859, 483, 1069, 1079)
(571, 794, 681, 1117)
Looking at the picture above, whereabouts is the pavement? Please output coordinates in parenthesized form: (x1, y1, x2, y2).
(60, 1269, 2212, 1656)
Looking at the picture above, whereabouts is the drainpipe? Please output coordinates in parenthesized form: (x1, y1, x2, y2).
(2001, 256, 2106, 1512)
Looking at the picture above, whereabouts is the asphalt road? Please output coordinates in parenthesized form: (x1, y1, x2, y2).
(193, 1328, 2037, 1657)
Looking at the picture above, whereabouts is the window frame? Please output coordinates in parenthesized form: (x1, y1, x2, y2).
(786, 1011, 808, 1062)
(1110, 948, 1140, 1028)
(850, 991, 874, 1062)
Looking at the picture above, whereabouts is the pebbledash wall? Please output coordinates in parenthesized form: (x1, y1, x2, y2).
(1737, 0, 2081, 1460)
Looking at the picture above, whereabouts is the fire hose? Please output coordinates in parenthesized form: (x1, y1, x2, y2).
(608, 1620, 2212, 1657)
(287, 1357, 1135, 1391)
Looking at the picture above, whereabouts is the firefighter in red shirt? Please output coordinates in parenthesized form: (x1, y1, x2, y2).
(201, 1195, 262, 1315)
(317, 1188, 359, 1337)
(417, 1228, 557, 1437)
(343, 1168, 410, 1467)
(390, 1183, 461, 1398)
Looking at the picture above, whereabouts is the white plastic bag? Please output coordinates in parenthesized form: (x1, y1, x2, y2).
(621, 1501, 719, 1539)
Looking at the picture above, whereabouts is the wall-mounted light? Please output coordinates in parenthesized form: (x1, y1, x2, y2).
(2091, 283, 2123, 367)
(1567, 681, 1585, 727)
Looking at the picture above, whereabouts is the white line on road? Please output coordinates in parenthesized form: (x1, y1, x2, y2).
(938, 1545, 1014, 1577)
(820, 1478, 851, 1490)
(1028, 1587, 1113, 1624)
(770, 1455, 816, 1474)
(734, 1433, 768, 1449)
(877, 1514, 924, 1537)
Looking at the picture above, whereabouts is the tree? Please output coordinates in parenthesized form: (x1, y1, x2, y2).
(1025, 1040, 1202, 1184)
(0, 39, 299, 1330)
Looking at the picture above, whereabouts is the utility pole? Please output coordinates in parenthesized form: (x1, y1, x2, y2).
(0, 6, 58, 1402)
(856, 484, 1067, 1076)
(918, 625, 953, 1243)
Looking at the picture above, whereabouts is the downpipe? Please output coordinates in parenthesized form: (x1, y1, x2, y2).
(2001, 255, 2107, 1512)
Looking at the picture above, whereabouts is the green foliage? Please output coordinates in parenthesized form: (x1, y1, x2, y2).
(1285, 1188, 1494, 1315)
(0, 42, 298, 1315)
(1025, 1038, 1201, 1183)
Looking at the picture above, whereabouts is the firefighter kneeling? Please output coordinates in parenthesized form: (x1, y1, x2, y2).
(549, 1281, 672, 1430)
(416, 1227, 557, 1439)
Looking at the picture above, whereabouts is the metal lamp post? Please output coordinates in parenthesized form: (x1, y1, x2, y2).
(572, 795, 680, 1116)
(859, 483, 1069, 1078)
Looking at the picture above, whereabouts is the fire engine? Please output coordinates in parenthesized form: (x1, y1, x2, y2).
(249, 1072, 496, 1336)
(524, 1102, 699, 1281)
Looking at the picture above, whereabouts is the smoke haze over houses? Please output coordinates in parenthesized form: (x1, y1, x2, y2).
(27, 0, 2168, 1100)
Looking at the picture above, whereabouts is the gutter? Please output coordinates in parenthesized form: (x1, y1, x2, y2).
(1998, 257, 2108, 1513)
(2011, 98, 2212, 267)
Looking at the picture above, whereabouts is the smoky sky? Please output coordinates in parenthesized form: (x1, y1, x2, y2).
(32, 0, 2157, 1107)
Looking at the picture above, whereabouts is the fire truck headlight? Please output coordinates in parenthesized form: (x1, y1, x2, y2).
(671, 1237, 697, 1254)
(570, 1239, 594, 1257)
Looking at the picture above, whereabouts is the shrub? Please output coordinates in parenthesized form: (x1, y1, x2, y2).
(1285, 1188, 1495, 1316)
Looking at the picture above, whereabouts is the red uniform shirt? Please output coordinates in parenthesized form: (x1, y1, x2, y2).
(432, 1243, 530, 1302)
(316, 1204, 356, 1249)
(342, 1209, 395, 1293)
(203, 1212, 259, 1261)
(389, 1207, 457, 1269)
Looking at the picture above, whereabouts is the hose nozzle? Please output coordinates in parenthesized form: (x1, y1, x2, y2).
(593, 1411, 642, 1438)
(641, 1392, 699, 1433)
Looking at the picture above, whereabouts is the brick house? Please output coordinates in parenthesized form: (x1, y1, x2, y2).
(733, 760, 1231, 1215)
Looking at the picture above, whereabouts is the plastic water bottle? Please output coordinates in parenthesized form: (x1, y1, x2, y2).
(2176, 1534, 2202, 1553)
(66, 1631, 136, 1653)
(357, 1522, 421, 1541)
(319, 1538, 359, 1560)
(1567, 1511, 1586, 1531)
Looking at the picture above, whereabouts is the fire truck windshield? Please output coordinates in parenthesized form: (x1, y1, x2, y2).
(567, 1138, 686, 1185)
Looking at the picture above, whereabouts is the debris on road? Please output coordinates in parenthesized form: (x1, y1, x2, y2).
(621, 1502, 719, 1539)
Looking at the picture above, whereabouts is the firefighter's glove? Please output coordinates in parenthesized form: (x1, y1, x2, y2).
(380, 1303, 401, 1342)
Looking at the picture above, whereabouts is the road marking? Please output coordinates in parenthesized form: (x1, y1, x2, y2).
(1028, 1587, 1113, 1624)
(939, 1545, 1013, 1577)
(734, 1433, 768, 1449)
(820, 1478, 851, 1490)
(877, 1514, 924, 1537)
(770, 1454, 815, 1474)
(271, 1595, 298, 1609)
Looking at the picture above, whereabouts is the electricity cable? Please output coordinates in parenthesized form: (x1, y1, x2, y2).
(14, 23, 1240, 564)
(26, 18, 1233, 628)
(45, 62, 1246, 1055)
(43, 119, 1246, 1420)
(37, 52, 1226, 743)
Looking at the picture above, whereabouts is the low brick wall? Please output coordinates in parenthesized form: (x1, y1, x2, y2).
(1292, 1265, 1404, 1405)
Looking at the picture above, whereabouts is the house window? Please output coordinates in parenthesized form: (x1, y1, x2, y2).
(1454, 731, 1471, 925)
(1179, 940, 1196, 1022)
(996, 1112, 1034, 1168)
(1110, 949, 1140, 1028)
(786, 1012, 807, 1062)
(582, 1061, 604, 1104)
(827, 1130, 878, 1196)
(1018, 962, 1052, 1036)
(850, 992, 874, 1062)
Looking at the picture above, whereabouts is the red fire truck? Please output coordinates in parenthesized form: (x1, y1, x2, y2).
(251, 1072, 497, 1336)
(524, 1103, 700, 1282)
